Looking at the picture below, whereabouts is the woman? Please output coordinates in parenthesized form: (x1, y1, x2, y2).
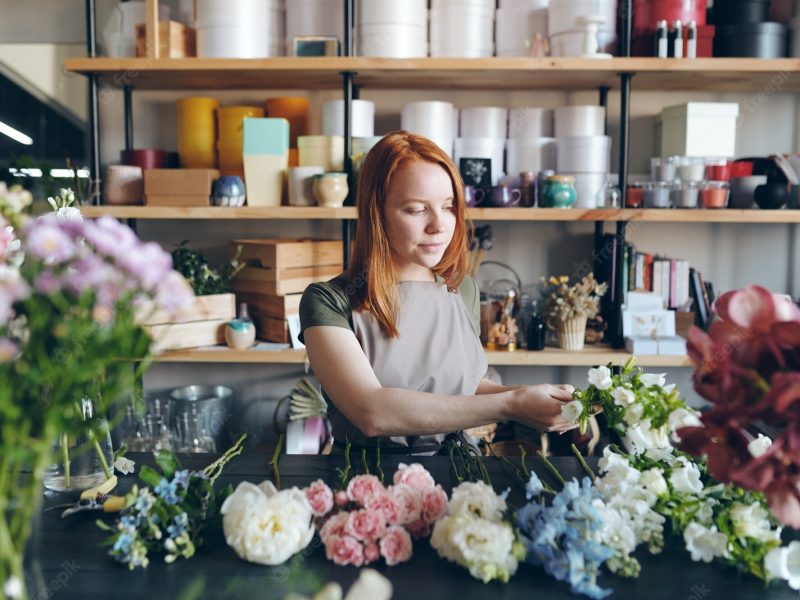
(299, 131, 577, 455)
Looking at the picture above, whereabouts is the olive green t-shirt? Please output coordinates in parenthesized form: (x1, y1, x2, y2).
(298, 275, 481, 343)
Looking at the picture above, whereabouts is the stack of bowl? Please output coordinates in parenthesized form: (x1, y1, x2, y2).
(554, 105, 610, 207)
(455, 107, 508, 187)
(196, 0, 284, 58)
(401, 101, 457, 157)
(431, 0, 495, 57)
(357, 0, 428, 57)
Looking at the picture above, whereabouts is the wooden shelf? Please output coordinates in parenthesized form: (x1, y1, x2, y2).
(63, 57, 800, 92)
(81, 205, 800, 223)
(153, 345, 690, 367)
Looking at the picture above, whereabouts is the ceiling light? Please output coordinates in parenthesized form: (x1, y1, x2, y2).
(0, 120, 33, 145)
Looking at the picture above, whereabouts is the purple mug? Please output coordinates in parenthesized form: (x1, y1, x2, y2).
(464, 185, 486, 207)
(489, 186, 522, 208)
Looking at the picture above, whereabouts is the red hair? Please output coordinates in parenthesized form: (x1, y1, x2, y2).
(345, 131, 470, 338)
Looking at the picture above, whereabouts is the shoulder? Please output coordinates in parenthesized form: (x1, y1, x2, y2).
(457, 276, 480, 307)
(300, 276, 352, 316)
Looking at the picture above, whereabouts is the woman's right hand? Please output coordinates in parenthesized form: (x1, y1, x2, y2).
(510, 384, 578, 433)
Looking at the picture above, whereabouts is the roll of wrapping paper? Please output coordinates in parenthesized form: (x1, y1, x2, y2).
(177, 97, 219, 168)
(285, 416, 328, 454)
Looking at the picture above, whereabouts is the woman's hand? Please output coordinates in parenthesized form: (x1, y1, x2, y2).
(510, 384, 578, 433)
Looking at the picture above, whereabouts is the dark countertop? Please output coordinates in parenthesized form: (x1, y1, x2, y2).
(30, 452, 794, 600)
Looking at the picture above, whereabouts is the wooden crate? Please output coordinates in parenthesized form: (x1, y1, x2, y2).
(147, 319, 228, 352)
(252, 313, 290, 344)
(231, 238, 343, 270)
(135, 21, 196, 58)
(136, 293, 235, 326)
(231, 264, 341, 296)
(234, 291, 302, 320)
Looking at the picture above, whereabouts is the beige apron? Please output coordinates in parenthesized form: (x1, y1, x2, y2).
(331, 280, 488, 454)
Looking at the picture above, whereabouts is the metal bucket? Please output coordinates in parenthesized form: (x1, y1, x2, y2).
(170, 385, 234, 453)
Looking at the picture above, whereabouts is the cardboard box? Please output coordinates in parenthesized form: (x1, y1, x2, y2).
(135, 21, 196, 59)
(144, 169, 219, 196)
(232, 264, 341, 296)
(232, 238, 343, 270)
(234, 291, 302, 320)
(658, 102, 739, 158)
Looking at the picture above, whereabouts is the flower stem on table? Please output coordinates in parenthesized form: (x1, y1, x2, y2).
(269, 434, 284, 490)
(571, 443, 596, 482)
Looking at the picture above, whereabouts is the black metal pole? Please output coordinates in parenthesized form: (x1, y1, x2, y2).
(594, 85, 611, 277)
(620, 0, 632, 58)
(341, 0, 355, 269)
(124, 86, 134, 150)
(86, 0, 101, 205)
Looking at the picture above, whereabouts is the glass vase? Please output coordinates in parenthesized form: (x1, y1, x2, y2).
(43, 397, 114, 492)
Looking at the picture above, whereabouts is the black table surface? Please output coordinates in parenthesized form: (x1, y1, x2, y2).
(30, 452, 795, 600)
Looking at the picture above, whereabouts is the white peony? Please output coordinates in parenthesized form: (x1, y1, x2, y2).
(669, 458, 704, 496)
(611, 386, 636, 407)
(667, 408, 703, 442)
(639, 373, 666, 388)
(765, 542, 800, 590)
(448, 481, 507, 522)
(748, 434, 773, 458)
(344, 569, 393, 600)
(221, 480, 314, 565)
(683, 522, 730, 563)
(588, 366, 613, 390)
(640, 468, 668, 497)
(731, 502, 782, 544)
(560, 399, 583, 423)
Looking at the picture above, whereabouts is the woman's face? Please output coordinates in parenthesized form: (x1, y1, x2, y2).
(383, 160, 457, 281)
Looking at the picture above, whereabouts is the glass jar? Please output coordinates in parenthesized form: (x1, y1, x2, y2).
(644, 182, 673, 208)
(526, 303, 546, 351)
(678, 156, 705, 182)
(700, 181, 730, 209)
(673, 181, 699, 208)
(597, 182, 621, 208)
(705, 159, 731, 182)
(625, 182, 645, 208)
(651, 156, 678, 181)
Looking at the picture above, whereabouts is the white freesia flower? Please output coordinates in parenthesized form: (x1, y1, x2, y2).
(748, 434, 773, 458)
(588, 366, 613, 390)
(640, 468, 668, 497)
(221, 480, 314, 565)
(731, 502, 781, 544)
(448, 481, 507, 522)
(623, 419, 671, 455)
(667, 408, 703, 442)
(623, 402, 644, 427)
(113, 456, 136, 475)
(683, 522, 730, 563)
(560, 399, 583, 423)
(2, 575, 22, 599)
(765, 542, 800, 590)
(612, 386, 636, 407)
(669, 458, 704, 495)
(640, 373, 666, 388)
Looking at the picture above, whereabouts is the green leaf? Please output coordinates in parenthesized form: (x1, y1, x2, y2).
(155, 450, 182, 478)
(138, 465, 163, 488)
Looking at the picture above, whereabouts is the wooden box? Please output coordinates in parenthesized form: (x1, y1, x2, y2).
(144, 169, 218, 206)
(234, 291, 302, 320)
(135, 21, 196, 59)
(136, 293, 235, 326)
(138, 293, 235, 352)
(231, 265, 341, 296)
(232, 238, 343, 270)
(252, 314, 290, 344)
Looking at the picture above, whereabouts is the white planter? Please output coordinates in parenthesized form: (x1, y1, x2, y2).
(198, 27, 284, 58)
(557, 136, 611, 173)
(499, 0, 550, 9)
(506, 137, 556, 174)
(358, 0, 427, 27)
(196, 0, 282, 23)
(287, 0, 344, 55)
(431, 7, 494, 56)
(402, 101, 457, 156)
(432, 0, 496, 10)
(322, 100, 375, 137)
(554, 105, 605, 137)
(658, 102, 740, 158)
(358, 23, 427, 57)
(454, 137, 506, 186)
(460, 107, 509, 139)
(298, 135, 345, 171)
(509, 107, 554, 138)
(565, 171, 608, 208)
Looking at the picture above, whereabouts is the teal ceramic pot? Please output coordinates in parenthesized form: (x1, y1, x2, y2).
(542, 175, 577, 208)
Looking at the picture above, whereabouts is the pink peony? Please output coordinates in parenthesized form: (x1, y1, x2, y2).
(325, 534, 364, 567)
(365, 491, 404, 526)
(389, 484, 422, 525)
(393, 463, 435, 493)
(379, 526, 413, 566)
(305, 479, 334, 517)
(345, 509, 386, 543)
(319, 511, 349, 542)
(406, 518, 431, 539)
(421, 485, 449, 523)
(364, 542, 380, 564)
(335, 490, 349, 507)
(346, 474, 384, 507)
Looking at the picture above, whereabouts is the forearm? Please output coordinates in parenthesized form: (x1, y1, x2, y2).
(475, 377, 524, 395)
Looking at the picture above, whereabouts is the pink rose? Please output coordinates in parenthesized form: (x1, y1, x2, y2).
(364, 542, 380, 564)
(365, 491, 403, 526)
(325, 534, 364, 567)
(389, 483, 422, 525)
(335, 490, 349, 507)
(421, 485, 448, 523)
(346, 474, 384, 507)
(305, 479, 334, 517)
(393, 463, 435, 493)
(319, 511, 349, 542)
(379, 526, 413, 566)
(345, 508, 386, 543)
(406, 518, 431, 539)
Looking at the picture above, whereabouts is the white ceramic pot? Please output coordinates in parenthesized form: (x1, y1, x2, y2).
(509, 107, 554, 139)
(430, 7, 494, 56)
(556, 135, 611, 173)
(298, 135, 345, 172)
(358, 0, 428, 27)
(460, 107, 509, 139)
(358, 23, 427, 57)
(454, 137, 506, 186)
(548, 0, 617, 37)
(554, 105, 605, 137)
(506, 137, 557, 174)
(104, 165, 144, 205)
(496, 7, 548, 52)
(499, 0, 549, 9)
(322, 100, 375, 137)
(313, 173, 349, 207)
(198, 26, 283, 58)
(401, 101, 456, 156)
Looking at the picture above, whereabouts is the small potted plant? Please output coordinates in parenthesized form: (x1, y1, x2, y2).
(540, 274, 607, 351)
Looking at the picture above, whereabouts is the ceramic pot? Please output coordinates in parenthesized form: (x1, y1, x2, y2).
(313, 173, 349, 207)
(542, 175, 577, 208)
(554, 316, 587, 351)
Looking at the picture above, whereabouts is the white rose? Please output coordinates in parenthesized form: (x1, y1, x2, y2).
(221, 480, 314, 565)
(624, 402, 644, 427)
(670, 458, 704, 496)
(640, 468, 668, 497)
(611, 386, 636, 407)
(588, 366, 613, 390)
(560, 399, 583, 423)
(668, 408, 703, 442)
(765, 542, 800, 590)
(640, 373, 666, 388)
(731, 502, 781, 543)
(683, 522, 730, 563)
(449, 481, 507, 522)
(748, 434, 773, 458)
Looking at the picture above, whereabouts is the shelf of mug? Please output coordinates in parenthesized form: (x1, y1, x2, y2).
(64, 57, 800, 92)
(152, 345, 690, 367)
(81, 205, 800, 223)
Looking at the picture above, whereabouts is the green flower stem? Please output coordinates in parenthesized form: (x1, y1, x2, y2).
(375, 439, 384, 485)
(537, 450, 566, 488)
(61, 432, 71, 489)
(520, 446, 530, 478)
(270, 434, 284, 491)
(204, 433, 247, 483)
(448, 441, 463, 483)
(485, 443, 525, 487)
(361, 448, 370, 475)
(337, 437, 352, 489)
(570, 443, 596, 482)
(91, 431, 111, 478)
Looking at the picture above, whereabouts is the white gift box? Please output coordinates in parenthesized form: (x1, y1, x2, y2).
(622, 309, 676, 338)
(625, 336, 659, 355)
(657, 336, 687, 355)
